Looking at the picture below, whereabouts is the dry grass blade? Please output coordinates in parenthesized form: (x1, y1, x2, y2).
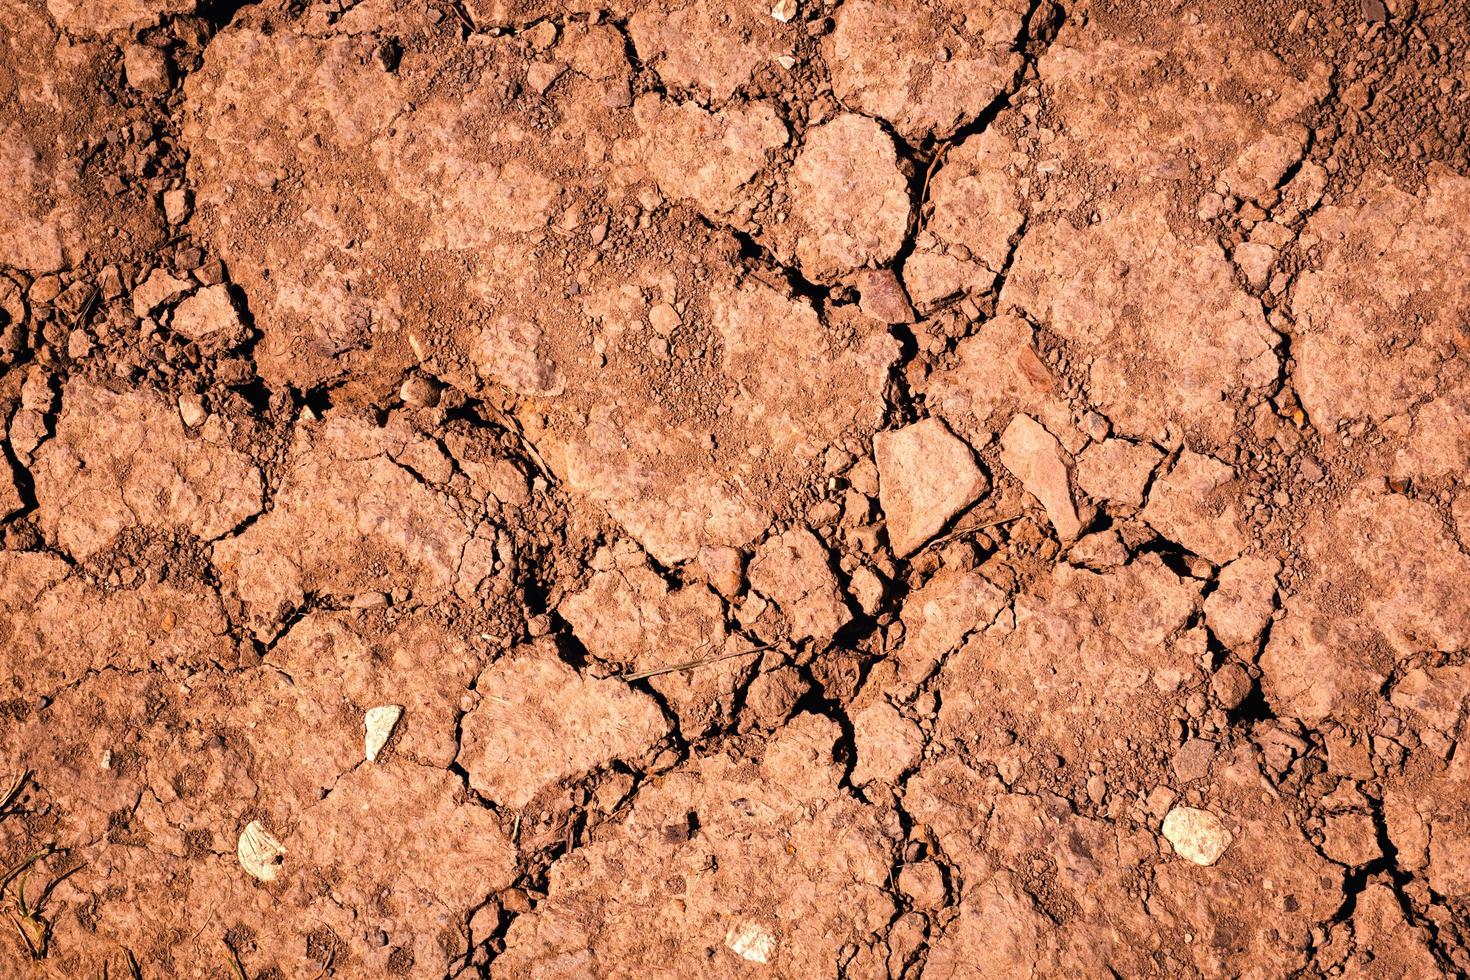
(223, 939, 249, 980)
(620, 643, 775, 683)
(11, 868, 50, 958)
(0, 845, 54, 895)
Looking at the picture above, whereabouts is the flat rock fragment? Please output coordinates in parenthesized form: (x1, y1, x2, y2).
(779, 113, 911, 280)
(237, 820, 285, 881)
(1162, 806, 1233, 866)
(1000, 414, 1089, 541)
(1074, 438, 1163, 508)
(364, 705, 402, 762)
(1204, 555, 1279, 651)
(32, 379, 263, 559)
(826, 0, 1027, 141)
(855, 268, 914, 324)
(459, 652, 670, 809)
(1141, 450, 1249, 564)
(748, 527, 849, 642)
(874, 417, 989, 555)
(851, 700, 924, 786)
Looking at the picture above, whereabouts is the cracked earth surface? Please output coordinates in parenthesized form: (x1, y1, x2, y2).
(2, 0, 1469, 976)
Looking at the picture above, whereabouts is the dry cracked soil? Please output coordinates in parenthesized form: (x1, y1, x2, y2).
(2, 0, 1470, 976)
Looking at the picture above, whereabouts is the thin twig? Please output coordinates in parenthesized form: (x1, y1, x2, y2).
(909, 142, 952, 238)
(621, 643, 775, 683)
(924, 512, 1024, 551)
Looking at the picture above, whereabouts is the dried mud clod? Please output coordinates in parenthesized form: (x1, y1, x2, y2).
(2, 0, 1469, 977)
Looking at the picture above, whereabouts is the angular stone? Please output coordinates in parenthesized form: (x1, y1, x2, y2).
(1204, 555, 1279, 651)
(748, 527, 849, 642)
(874, 417, 989, 555)
(1141, 451, 1248, 564)
(131, 268, 191, 317)
(855, 268, 914, 324)
(1075, 438, 1163, 508)
(1162, 806, 1232, 866)
(851, 700, 923, 786)
(170, 283, 243, 342)
(781, 113, 910, 280)
(1000, 414, 1088, 541)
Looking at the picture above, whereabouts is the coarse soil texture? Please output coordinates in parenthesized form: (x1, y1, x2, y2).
(2, 0, 1470, 976)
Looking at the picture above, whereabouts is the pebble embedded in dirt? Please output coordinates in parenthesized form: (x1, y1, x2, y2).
(875, 417, 990, 555)
(363, 704, 402, 762)
(1162, 806, 1233, 866)
(236, 820, 285, 882)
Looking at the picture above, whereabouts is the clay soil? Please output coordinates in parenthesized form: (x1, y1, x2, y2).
(3, 0, 1470, 975)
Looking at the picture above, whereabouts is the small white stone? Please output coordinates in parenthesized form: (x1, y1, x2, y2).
(99, 749, 113, 770)
(177, 393, 206, 428)
(1162, 806, 1233, 866)
(237, 820, 286, 881)
(771, 0, 796, 22)
(725, 920, 777, 964)
(364, 704, 403, 762)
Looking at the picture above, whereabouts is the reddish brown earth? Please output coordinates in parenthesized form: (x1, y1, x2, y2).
(2, 0, 1469, 976)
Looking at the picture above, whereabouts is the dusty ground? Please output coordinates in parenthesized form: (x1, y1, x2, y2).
(1, 0, 1468, 975)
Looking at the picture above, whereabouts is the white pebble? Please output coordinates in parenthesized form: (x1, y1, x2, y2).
(364, 705, 403, 762)
(725, 921, 777, 964)
(237, 820, 286, 881)
(1162, 806, 1233, 866)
